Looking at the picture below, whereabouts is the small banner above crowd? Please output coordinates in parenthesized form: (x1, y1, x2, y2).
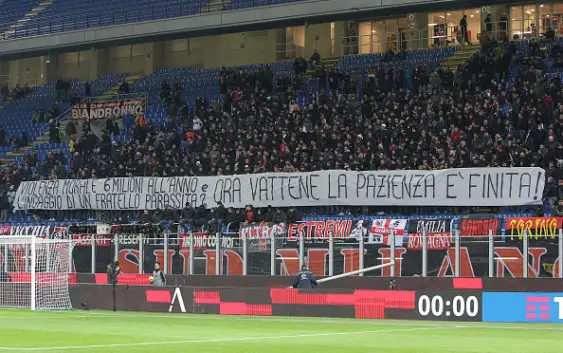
(406, 219, 452, 250)
(238, 219, 406, 247)
(456, 215, 502, 239)
(505, 216, 563, 242)
(71, 97, 146, 120)
(0, 225, 67, 239)
(12, 168, 545, 211)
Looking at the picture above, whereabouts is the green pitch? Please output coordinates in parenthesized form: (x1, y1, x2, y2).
(0, 310, 562, 353)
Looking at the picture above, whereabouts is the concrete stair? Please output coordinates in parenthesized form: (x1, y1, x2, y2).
(1, 0, 55, 37)
(1, 133, 48, 165)
(441, 44, 480, 71)
(200, 0, 231, 13)
(0, 74, 143, 165)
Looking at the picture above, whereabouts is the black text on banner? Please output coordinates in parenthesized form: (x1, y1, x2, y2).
(13, 168, 545, 211)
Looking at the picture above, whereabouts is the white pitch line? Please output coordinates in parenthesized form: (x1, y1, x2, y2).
(0, 314, 106, 320)
(0, 327, 439, 351)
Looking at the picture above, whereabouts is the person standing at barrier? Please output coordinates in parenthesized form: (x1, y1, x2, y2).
(460, 15, 470, 45)
(151, 262, 166, 287)
(106, 261, 120, 312)
(107, 260, 120, 285)
(484, 13, 492, 38)
(292, 265, 318, 289)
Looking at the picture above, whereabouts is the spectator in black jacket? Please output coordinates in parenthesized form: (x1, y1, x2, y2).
(194, 204, 209, 230)
(209, 201, 226, 233)
(84, 81, 91, 97)
(180, 203, 195, 228)
(66, 120, 77, 138)
(140, 209, 152, 224)
(0, 192, 9, 222)
(272, 208, 286, 223)
(286, 207, 301, 224)
(310, 50, 321, 67)
(262, 205, 274, 222)
(55, 78, 67, 102)
(118, 80, 129, 94)
(152, 209, 163, 224)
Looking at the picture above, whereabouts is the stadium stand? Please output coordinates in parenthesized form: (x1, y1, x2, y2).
(0, 0, 41, 29)
(1, 36, 562, 228)
(0, 0, 308, 39)
(0, 73, 129, 160)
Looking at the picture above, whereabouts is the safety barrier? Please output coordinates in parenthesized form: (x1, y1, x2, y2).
(69, 278, 563, 323)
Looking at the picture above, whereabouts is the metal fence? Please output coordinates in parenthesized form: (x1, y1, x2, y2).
(66, 226, 563, 279)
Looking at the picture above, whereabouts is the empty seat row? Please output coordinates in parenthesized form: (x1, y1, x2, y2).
(1, 0, 310, 39)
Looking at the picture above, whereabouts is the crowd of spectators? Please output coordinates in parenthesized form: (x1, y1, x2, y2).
(0, 82, 32, 112)
(5, 83, 32, 102)
(135, 202, 303, 233)
(1, 37, 562, 225)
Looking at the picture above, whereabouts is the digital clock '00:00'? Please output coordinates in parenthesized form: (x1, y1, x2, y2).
(414, 292, 482, 321)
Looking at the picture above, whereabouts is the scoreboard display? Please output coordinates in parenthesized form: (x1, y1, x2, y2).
(414, 292, 482, 321)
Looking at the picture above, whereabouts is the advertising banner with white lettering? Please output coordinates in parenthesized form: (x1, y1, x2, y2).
(71, 223, 112, 247)
(71, 98, 146, 120)
(72, 234, 112, 247)
(178, 233, 237, 250)
(238, 222, 285, 250)
(13, 167, 545, 211)
(239, 222, 286, 241)
(407, 219, 452, 250)
(2, 225, 67, 239)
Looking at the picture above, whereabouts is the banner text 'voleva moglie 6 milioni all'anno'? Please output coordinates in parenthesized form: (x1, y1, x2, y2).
(12, 168, 545, 211)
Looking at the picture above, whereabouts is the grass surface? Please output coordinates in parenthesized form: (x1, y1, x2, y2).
(0, 310, 562, 352)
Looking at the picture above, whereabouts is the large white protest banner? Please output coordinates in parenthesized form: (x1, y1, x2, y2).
(12, 168, 545, 211)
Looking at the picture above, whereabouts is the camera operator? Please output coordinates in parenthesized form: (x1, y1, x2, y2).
(106, 260, 120, 285)
(106, 260, 120, 311)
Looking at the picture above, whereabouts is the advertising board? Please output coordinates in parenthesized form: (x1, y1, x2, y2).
(482, 292, 563, 323)
(414, 291, 482, 321)
(68, 281, 563, 324)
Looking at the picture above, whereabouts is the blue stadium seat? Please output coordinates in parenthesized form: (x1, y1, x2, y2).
(0, 0, 312, 39)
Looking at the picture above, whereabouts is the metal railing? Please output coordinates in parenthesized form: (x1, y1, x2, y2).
(59, 223, 563, 279)
(82, 91, 148, 103)
(482, 20, 510, 41)
(275, 42, 305, 61)
(332, 21, 557, 58)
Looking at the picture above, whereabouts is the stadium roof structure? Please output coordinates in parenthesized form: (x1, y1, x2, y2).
(0, 0, 531, 59)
